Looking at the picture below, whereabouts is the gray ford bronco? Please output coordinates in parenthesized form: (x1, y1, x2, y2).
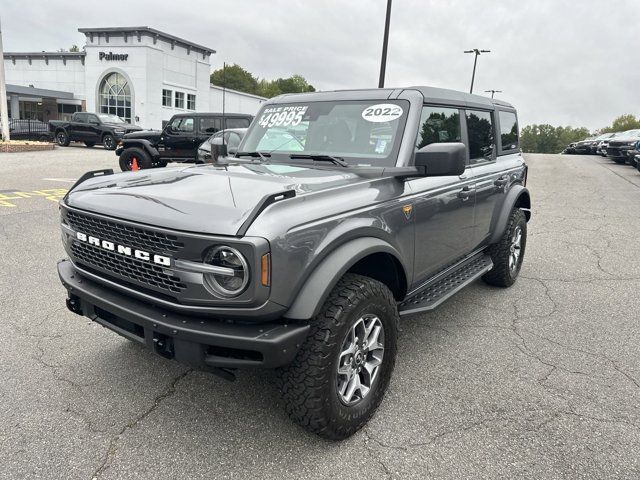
(58, 86, 530, 440)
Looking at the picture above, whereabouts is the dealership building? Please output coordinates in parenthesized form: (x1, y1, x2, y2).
(3, 26, 266, 129)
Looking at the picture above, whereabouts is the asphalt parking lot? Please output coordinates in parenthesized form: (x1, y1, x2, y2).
(1, 147, 639, 479)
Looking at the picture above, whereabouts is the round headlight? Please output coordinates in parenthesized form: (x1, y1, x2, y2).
(203, 246, 249, 297)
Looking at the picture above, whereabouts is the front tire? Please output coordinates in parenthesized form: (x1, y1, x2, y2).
(119, 148, 152, 171)
(278, 273, 398, 440)
(482, 208, 527, 287)
(102, 134, 116, 150)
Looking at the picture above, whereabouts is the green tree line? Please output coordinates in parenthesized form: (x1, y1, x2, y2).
(521, 114, 640, 153)
(210, 64, 315, 98)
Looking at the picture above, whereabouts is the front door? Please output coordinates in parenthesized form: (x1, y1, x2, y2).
(163, 116, 197, 158)
(409, 105, 476, 285)
(85, 113, 102, 143)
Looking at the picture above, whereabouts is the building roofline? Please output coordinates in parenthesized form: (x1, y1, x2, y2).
(6, 84, 75, 99)
(78, 27, 216, 56)
(209, 84, 267, 101)
(4, 52, 86, 58)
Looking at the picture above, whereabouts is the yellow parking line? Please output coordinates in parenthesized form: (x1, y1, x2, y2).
(0, 189, 68, 208)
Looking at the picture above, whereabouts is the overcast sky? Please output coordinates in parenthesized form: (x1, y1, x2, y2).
(1, 0, 638, 130)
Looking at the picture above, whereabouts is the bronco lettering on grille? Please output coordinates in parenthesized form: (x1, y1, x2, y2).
(76, 232, 171, 266)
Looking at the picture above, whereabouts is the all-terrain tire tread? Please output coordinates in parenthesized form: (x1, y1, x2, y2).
(277, 273, 398, 440)
(482, 208, 527, 287)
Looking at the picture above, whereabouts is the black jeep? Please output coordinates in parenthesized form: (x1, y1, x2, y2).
(115, 112, 253, 171)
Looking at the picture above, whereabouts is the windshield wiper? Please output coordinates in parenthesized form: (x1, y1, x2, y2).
(235, 151, 271, 162)
(289, 154, 349, 168)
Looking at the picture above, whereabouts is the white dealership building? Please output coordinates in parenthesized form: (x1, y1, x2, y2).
(3, 26, 266, 129)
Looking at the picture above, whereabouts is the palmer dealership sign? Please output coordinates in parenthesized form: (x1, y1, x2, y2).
(99, 51, 129, 61)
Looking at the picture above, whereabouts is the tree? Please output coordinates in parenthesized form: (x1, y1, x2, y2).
(210, 64, 258, 95)
(520, 124, 591, 153)
(600, 114, 640, 133)
(210, 64, 315, 98)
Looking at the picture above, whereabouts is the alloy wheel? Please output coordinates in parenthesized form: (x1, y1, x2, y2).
(336, 314, 385, 406)
(509, 226, 522, 273)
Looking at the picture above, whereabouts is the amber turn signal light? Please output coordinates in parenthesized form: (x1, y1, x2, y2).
(261, 253, 271, 287)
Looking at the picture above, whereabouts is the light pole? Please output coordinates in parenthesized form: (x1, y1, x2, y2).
(485, 89, 502, 99)
(0, 17, 9, 141)
(464, 48, 490, 94)
(378, 0, 392, 88)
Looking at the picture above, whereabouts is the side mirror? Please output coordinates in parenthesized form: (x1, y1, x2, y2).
(210, 142, 228, 162)
(165, 125, 173, 133)
(414, 142, 466, 176)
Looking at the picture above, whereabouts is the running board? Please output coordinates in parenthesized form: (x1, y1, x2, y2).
(398, 253, 493, 316)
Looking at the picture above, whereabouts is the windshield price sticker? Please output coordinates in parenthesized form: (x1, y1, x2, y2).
(362, 104, 403, 123)
(259, 106, 308, 128)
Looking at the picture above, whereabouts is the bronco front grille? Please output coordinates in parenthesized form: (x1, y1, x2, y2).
(71, 241, 187, 294)
(66, 210, 184, 253)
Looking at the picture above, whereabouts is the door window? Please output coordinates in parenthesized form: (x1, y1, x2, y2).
(199, 117, 222, 134)
(74, 113, 88, 123)
(170, 117, 194, 133)
(465, 110, 495, 164)
(86, 114, 99, 124)
(225, 117, 250, 129)
(416, 106, 461, 149)
(498, 111, 519, 152)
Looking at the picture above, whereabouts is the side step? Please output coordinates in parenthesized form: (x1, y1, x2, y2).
(398, 253, 493, 316)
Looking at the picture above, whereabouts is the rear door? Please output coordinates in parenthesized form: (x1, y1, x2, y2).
(408, 104, 477, 284)
(69, 113, 88, 141)
(85, 114, 102, 143)
(163, 116, 197, 158)
(466, 109, 519, 248)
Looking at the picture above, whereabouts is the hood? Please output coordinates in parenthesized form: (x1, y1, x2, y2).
(65, 163, 370, 236)
(123, 129, 161, 140)
(103, 122, 142, 131)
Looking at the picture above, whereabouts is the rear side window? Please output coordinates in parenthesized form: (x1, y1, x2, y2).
(199, 117, 222, 134)
(74, 113, 88, 123)
(465, 110, 494, 164)
(498, 111, 519, 151)
(416, 106, 461, 149)
(225, 117, 250, 129)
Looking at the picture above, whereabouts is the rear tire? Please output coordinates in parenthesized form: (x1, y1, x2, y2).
(84, 142, 95, 148)
(119, 148, 152, 172)
(102, 134, 116, 150)
(277, 273, 398, 440)
(613, 157, 625, 164)
(56, 130, 70, 147)
(482, 208, 527, 288)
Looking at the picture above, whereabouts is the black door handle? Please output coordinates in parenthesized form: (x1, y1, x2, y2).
(494, 177, 509, 187)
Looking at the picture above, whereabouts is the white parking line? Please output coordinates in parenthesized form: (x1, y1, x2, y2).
(43, 178, 76, 183)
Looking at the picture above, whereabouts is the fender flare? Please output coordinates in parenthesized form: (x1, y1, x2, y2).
(120, 138, 160, 159)
(488, 185, 531, 244)
(283, 237, 407, 321)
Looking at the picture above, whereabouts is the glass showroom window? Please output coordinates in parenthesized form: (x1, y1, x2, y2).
(162, 89, 172, 107)
(187, 94, 196, 110)
(175, 92, 185, 109)
(98, 72, 132, 122)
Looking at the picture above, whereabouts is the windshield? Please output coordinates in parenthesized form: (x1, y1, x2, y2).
(240, 100, 409, 167)
(97, 114, 126, 124)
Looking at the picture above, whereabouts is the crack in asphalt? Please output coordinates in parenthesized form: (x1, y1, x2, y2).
(90, 369, 192, 479)
(362, 428, 393, 478)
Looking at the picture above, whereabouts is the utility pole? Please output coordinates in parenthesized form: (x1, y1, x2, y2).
(464, 48, 490, 94)
(0, 17, 10, 141)
(485, 89, 502, 99)
(378, 0, 392, 88)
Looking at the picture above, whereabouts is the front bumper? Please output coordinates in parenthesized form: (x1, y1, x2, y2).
(58, 259, 309, 370)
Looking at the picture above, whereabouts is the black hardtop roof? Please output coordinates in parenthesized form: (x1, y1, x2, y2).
(272, 86, 514, 110)
(171, 112, 253, 118)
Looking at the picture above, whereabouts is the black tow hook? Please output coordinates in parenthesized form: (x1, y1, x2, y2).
(66, 295, 83, 316)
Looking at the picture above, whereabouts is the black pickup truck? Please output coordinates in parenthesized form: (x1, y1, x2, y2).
(115, 112, 253, 171)
(50, 112, 142, 150)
